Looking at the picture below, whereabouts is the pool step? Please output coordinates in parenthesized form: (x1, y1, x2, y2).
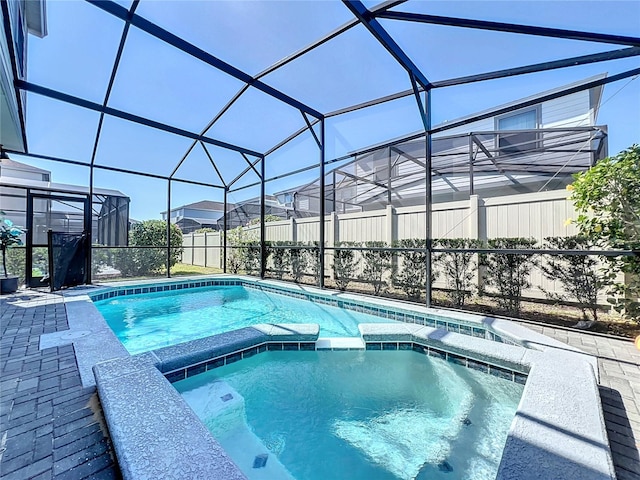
(316, 337, 365, 350)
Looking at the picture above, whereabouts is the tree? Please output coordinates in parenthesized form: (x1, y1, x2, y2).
(114, 220, 183, 276)
(570, 145, 640, 321)
(540, 236, 607, 323)
(360, 241, 392, 295)
(481, 238, 538, 316)
(434, 238, 482, 308)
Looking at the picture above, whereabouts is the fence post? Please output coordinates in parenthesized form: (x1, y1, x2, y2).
(204, 232, 208, 268)
(469, 194, 486, 291)
(290, 217, 296, 243)
(330, 212, 338, 246)
(386, 204, 395, 246)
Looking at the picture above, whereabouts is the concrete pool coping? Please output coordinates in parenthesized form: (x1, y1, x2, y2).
(55, 275, 614, 479)
(57, 274, 590, 381)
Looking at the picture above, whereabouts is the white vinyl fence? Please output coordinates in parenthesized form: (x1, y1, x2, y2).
(181, 189, 608, 300)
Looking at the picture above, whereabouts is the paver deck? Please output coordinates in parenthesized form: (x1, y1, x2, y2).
(1, 290, 119, 480)
(1, 288, 639, 479)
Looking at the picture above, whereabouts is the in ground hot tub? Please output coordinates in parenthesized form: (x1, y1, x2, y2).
(176, 349, 524, 480)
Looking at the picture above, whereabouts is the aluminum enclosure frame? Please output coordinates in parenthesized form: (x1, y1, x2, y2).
(2, 0, 638, 306)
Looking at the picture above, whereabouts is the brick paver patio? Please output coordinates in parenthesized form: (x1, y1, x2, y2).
(1, 288, 639, 479)
(0, 290, 119, 480)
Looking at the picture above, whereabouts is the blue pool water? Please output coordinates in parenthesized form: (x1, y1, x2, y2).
(95, 285, 398, 354)
(176, 350, 523, 480)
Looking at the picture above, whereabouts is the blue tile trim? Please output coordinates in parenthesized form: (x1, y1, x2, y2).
(371, 341, 526, 384)
(225, 352, 242, 364)
(186, 363, 206, 378)
(242, 347, 258, 359)
(88, 279, 523, 347)
(165, 370, 185, 383)
(162, 337, 528, 387)
(206, 358, 224, 370)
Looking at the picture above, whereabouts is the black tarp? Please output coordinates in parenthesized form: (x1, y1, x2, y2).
(48, 231, 89, 291)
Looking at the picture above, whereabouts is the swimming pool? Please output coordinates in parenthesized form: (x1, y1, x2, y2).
(86, 277, 615, 480)
(95, 284, 398, 354)
(176, 350, 523, 480)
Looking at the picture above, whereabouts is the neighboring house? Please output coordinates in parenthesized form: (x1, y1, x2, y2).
(1, 0, 47, 153)
(162, 200, 228, 233)
(216, 195, 298, 230)
(280, 74, 608, 214)
(165, 197, 299, 232)
(0, 157, 130, 246)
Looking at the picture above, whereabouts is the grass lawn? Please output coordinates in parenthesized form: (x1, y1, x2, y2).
(170, 263, 223, 276)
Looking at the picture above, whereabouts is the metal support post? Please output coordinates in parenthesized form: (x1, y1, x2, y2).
(167, 179, 171, 278)
(223, 187, 228, 273)
(425, 90, 433, 308)
(260, 156, 266, 279)
(319, 118, 326, 288)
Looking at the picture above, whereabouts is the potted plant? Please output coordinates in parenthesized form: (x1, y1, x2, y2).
(1, 211, 24, 294)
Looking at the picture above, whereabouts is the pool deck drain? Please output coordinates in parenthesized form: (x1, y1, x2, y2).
(0, 287, 639, 479)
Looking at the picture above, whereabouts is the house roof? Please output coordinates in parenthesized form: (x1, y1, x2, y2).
(437, 73, 607, 131)
(0, 175, 128, 198)
(0, 158, 51, 175)
(353, 73, 608, 154)
(168, 200, 228, 212)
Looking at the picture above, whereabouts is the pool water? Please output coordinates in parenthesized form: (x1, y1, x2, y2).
(176, 350, 523, 480)
(95, 285, 397, 354)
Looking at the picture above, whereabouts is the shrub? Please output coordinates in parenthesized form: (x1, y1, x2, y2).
(570, 144, 640, 322)
(481, 238, 538, 316)
(248, 214, 284, 225)
(540, 236, 607, 323)
(392, 238, 432, 300)
(360, 241, 392, 295)
(333, 242, 360, 291)
(226, 250, 242, 274)
(238, 240, 261, 275)
(91, 246, 110, 276)
(224, 226, 254, 275)
(5, 248, 25, 283)
(434, 238, 482, 308)
(1, 211, 24, 278)
(289, 242, 308, 283)
(268, 241, 290, 280)
(305, 242, 321, 285)
(113, 220, 183, 276)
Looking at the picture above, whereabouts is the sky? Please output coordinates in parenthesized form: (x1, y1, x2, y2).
(11, 0, 640, 220)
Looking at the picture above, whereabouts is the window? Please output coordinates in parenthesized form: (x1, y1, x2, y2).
(277, 192, 294, 207)
(373, 164, 399, 183)
(297, 197, 309, 211)
(496, 108, 539, 155)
